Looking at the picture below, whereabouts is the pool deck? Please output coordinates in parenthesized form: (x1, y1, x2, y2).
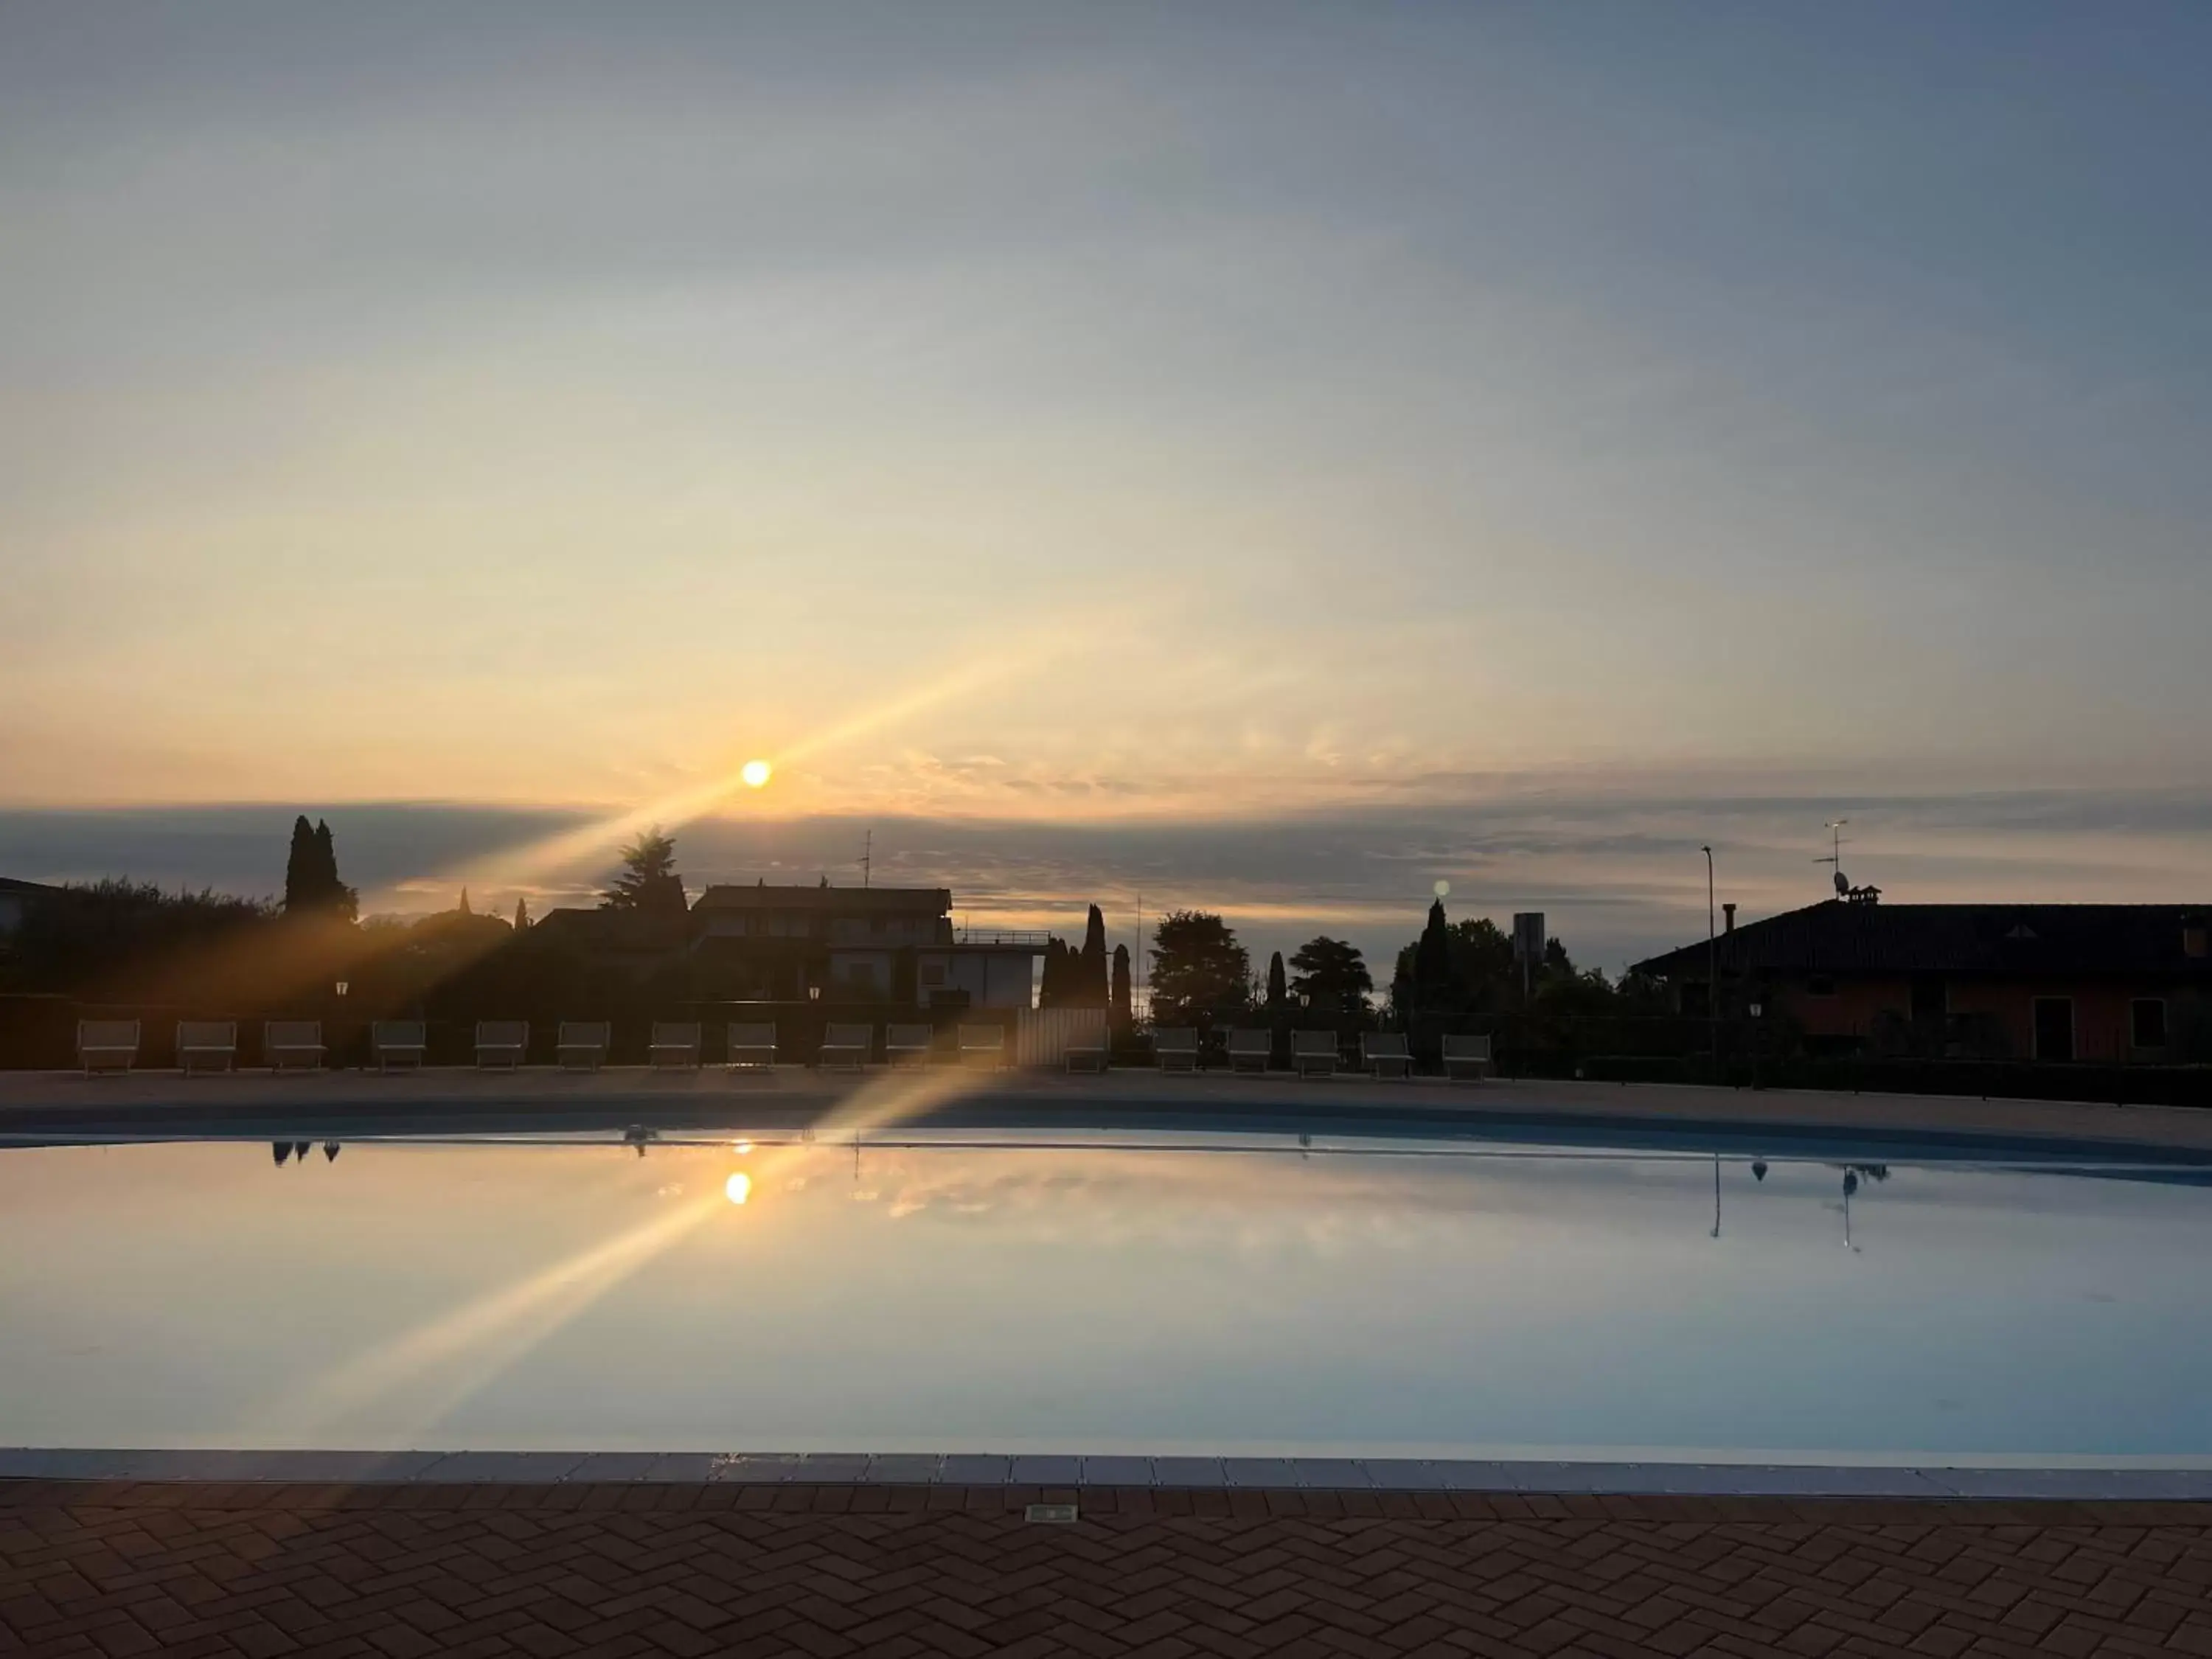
(5, 1476, 2209, 1659)
(4, 1065, 2211, 1161)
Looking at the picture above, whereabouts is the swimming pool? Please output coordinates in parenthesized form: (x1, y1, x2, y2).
(1, 1129, 2206, 1466)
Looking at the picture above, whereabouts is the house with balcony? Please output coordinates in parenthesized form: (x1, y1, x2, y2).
(533, 882, 1046, 1009)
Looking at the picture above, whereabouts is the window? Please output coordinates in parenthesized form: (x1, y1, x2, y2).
(2132, 998, 2169, 1048)
(922, 964, 946, 987)
(1806, 975, 1837, 998)
(1910, 977, 1947, 1022)
(2032, 997, 2075, 1062)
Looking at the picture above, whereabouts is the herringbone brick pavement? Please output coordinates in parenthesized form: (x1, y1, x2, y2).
(4, 1481, 2211, 1658)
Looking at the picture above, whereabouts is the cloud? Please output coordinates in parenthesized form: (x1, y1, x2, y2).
(7, 776, 2208, 973)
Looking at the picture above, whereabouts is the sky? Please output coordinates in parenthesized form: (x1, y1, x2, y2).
(4, 2, 2209, 969)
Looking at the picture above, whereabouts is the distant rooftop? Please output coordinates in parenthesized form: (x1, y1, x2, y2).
(1636, 900, 2212, 980)
(692, 884, 951, 914)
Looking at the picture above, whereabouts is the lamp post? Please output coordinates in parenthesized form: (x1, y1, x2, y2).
(1701, 846, 1717, 1065)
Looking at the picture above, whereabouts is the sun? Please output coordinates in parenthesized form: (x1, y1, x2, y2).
(740, 759, 772, 789)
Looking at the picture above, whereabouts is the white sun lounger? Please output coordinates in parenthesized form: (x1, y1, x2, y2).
(1362, 1031, 1412, 1079)
(556, 1021, 609, 1071)
(175, 1020, 238, 1076)
(1291, 1029, 1339, 1079)
(372, 1020, 427, 1073)
(886, 1023, 934, 1068)
(77, 1020, 139, 1077)
(1064, 1031, 1109, 1073)
(819, 1023, 872, 1071)
(264, 1020, 325, 1073)
(475, 1020, 528, 1070)
(958, 1025, 1005, 1069)
(1442, 1033, 1492, 1082)
(650, 1021, 702, 1068)
(1225, 1028, 1270, 1074)
(1151, 1027, 1199, 1072)
(726, 1022, 776, 1069)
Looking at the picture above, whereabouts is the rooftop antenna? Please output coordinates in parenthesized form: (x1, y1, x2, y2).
(1816, 818, 1850, 897)
(861, 829, 872, 890)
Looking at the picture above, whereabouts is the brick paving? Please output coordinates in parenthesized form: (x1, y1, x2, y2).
(5, 1482, 2212, 1658)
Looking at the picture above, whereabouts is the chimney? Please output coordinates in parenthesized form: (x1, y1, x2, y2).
(1723, 902, 1737, 933)
(2186, 914, 2208, 960)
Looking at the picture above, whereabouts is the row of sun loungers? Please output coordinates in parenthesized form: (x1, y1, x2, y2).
(70, 1019, 1016, 1073)
(73, 1019, 1489, 1078)
(1150, 1028, 1490, 1081)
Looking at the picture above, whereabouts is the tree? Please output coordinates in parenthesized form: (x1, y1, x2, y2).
(1391, 914, 1515, 1015)
(1265, 950, 1287, 1010)
(513, 896, 531, 931)
(1038, 936, 1072, 1008)
(1078, 904, 1108, 1006)
(282, 815, 357, 921)
(601, 826, 688, 915)
(1147, 911, 1250, 1027)
(1288, 936, 1372, 1019)
(282, 817, 316, 914)
(1412, 899, 1454, 1007)
(1110, 943, 1132, 1027)
(459, 887, 473, 915)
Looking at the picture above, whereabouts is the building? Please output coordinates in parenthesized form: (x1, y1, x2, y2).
(533, 883, 1046, 1009)
(1633, 900, 2212, 1062)
(0, 877, 63, 937)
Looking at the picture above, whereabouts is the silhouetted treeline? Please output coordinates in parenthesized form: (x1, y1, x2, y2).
(0, 879, 279, 1000)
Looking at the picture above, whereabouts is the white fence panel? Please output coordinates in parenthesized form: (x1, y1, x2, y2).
(1015, 1008, 1108, 1068)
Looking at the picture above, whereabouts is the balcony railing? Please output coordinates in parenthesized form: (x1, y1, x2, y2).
(955, 927, 1051, 947)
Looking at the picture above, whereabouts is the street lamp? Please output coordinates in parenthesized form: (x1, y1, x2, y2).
(1700, 846, 1717, 1063)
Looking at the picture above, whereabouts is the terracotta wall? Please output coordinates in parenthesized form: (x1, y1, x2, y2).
(1770, 975, 2184, 1060)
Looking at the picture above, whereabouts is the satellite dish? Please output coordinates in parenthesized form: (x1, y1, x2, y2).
(1833, 870, 1849, 897)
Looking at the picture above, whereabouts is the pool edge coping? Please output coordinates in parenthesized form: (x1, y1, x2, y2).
(4, 1449, 2209, 1500)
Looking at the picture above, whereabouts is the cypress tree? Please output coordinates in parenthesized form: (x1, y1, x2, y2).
(514, 896, 531, 931)
(1079, 904, 1108, 1006)
(282, 816, 316, 914)
(1110, 944, 1132, 1026)
(310, 819, 358, 920)
(1266, 950, 1287, 1009)
(1039, 937, 1068, 1008)
(1415, 899, 1451, 1004)
(459, 887, 473, 916)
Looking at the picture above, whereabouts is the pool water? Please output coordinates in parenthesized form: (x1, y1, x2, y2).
(1, 1132, 2207, 1464)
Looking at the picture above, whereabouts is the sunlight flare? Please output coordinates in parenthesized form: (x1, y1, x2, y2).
(266, 1192, 722, 1440)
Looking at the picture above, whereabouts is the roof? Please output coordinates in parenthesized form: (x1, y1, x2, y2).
(1635, 901, 2212, 981)
(0, 877, 66, 898)
(529, 908, 693, 950)
(693, 884, 950, 914)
